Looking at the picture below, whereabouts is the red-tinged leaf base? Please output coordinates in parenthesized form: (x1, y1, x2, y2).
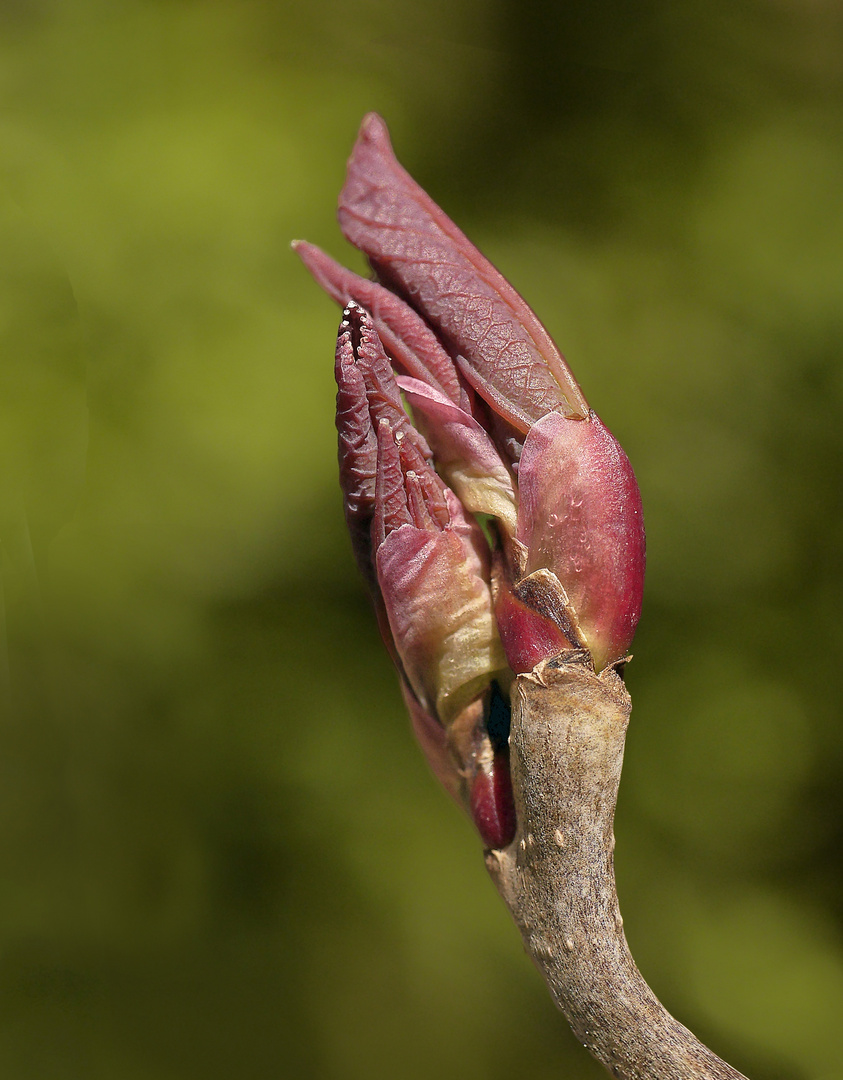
(470, 750, 517, 850)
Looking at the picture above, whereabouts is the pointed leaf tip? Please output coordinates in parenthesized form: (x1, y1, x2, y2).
(339, 114, 590, 428)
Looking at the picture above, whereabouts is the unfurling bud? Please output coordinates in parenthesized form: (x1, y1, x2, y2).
(296, 114, 645, 849)
(334, 301, 508, 728)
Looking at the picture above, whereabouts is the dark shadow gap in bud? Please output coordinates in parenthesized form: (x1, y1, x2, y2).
(486, 680, 511, 753)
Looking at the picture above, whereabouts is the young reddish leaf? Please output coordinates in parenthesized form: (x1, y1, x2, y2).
(470, 751, 517, 849)
(295, 240, 464, 405)
(398, 376, 518, 534)
(338, 113, 589, 431)
(377, 519, 508, 726)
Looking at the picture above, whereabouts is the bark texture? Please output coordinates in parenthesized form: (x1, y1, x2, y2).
(485, 652, 749, 1080)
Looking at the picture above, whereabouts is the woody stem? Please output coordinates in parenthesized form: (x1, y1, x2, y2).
(485, 654, 749, 1080)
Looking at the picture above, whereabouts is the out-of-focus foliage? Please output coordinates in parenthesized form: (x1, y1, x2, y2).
(0, 1, 841, 1077)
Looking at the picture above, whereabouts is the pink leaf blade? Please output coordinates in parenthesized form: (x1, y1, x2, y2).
(334, 320, 382, 583)
(372, 419, 413, 550)
(351, 306, 430, 459)
(376, 524, 508, 726)
(453, 354, 535, 435)
(338, 113, 589, 426)
(294, 240, 463, 404)
(335, 323, 378, 520)
(398, 376, 518, 534)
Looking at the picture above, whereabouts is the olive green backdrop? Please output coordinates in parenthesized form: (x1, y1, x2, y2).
(1, 1, 842, 1077)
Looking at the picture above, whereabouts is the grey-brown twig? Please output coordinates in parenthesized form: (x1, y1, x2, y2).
(486, 653, 749, 1080)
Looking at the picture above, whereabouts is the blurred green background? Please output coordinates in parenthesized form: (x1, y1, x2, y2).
(1, 1, 842, 1077)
